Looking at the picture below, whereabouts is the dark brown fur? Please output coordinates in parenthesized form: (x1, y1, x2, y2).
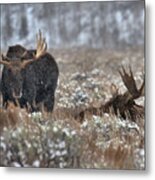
(1, 45, 59, 112)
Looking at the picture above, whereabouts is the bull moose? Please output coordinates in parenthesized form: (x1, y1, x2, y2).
(0, 31, 59, 112)
(75, 66, 144, 122)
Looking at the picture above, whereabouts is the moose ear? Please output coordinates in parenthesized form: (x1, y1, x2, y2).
(21, 59, 35, 69)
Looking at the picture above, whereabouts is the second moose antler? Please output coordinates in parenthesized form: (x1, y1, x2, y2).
(119, 66, 144, 100)
(35, 30, 47, 58)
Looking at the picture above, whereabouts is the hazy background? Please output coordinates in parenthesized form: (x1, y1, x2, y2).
(0, 1, 144, 50)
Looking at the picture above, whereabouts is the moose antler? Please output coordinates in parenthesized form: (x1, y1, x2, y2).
(1, 54, 12, 61)
(0, 60, 10, 67)
(119, 66, 144, 99)
(0, 53, 34, 69)
(35, 30, 47, 58)
(0, 54, 11, 67)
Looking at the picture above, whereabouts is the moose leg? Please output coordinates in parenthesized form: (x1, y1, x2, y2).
(43, 92, 55, 112)
(18, 97, 28, 109)
(2, 95, 17, 108)
(23, 87, 37, 112)
(2, 99, 8, 108)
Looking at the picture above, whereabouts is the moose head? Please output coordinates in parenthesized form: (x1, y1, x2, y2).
(0, 30, 47, 99)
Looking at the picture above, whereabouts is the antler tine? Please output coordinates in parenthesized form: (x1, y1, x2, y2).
(129, 65, 134, 77)
(121, 65, 126, 75)
(36, 30, 41, 51)
(139, 77, 145, 96)
(40, 37, 46, 51)
(119, 65, 127, 79)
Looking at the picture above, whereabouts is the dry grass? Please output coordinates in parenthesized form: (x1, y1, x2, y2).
(0, 47, 145, 169)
